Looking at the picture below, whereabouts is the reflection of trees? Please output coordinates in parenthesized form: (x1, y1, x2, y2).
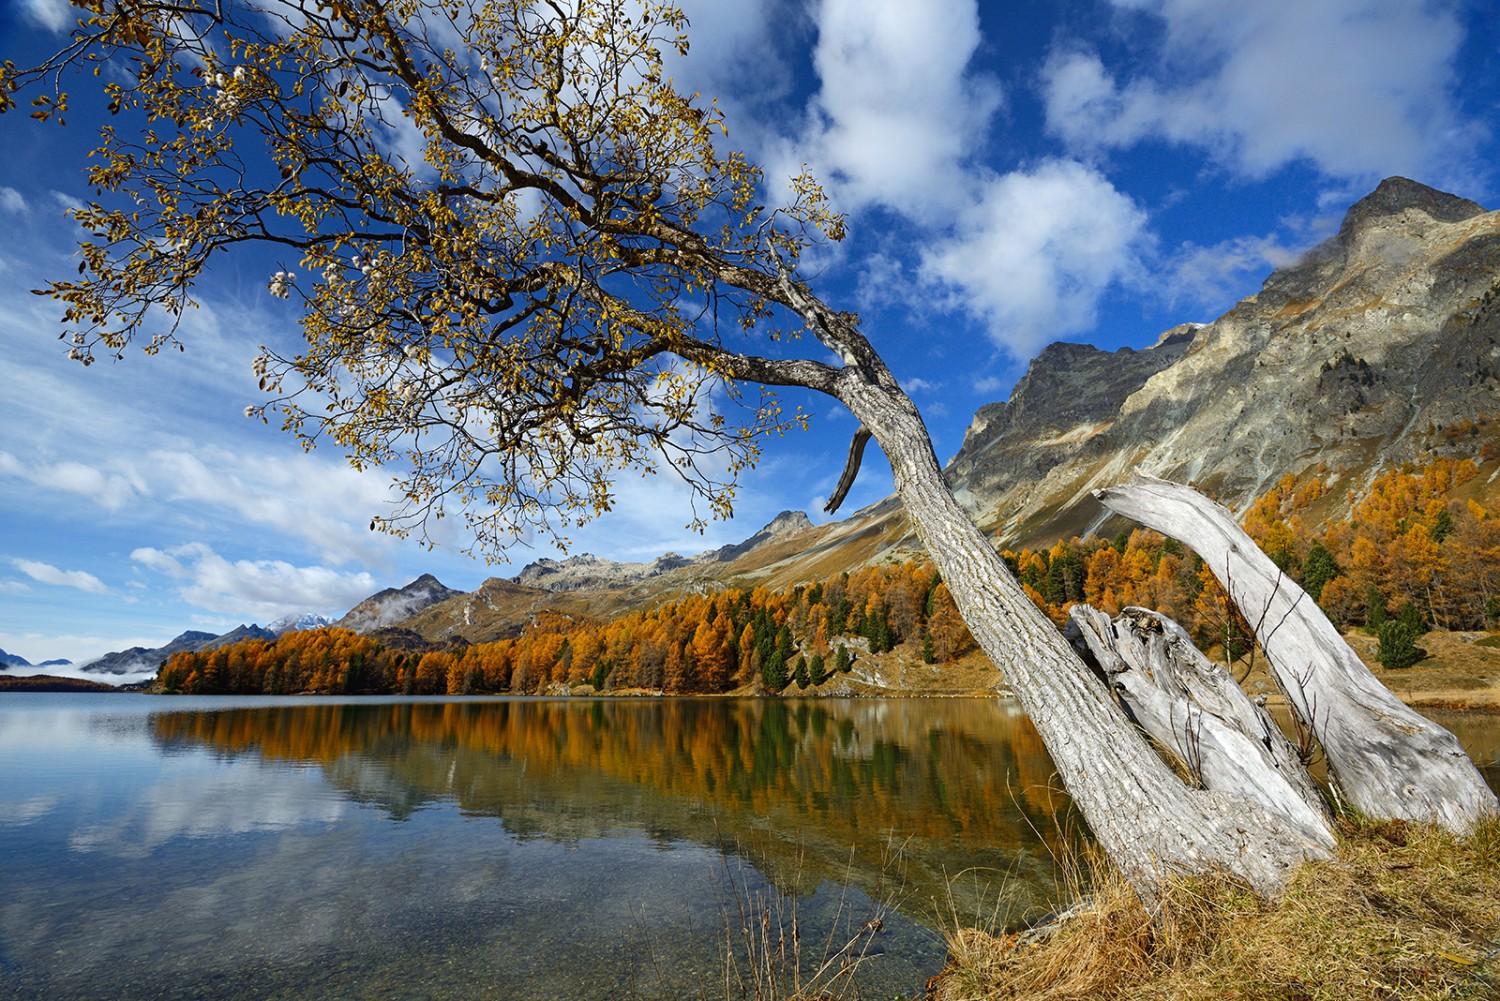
(150, 699, 1077, 922)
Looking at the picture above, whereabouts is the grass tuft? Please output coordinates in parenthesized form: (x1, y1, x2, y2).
(930, 816, 1500, 1001)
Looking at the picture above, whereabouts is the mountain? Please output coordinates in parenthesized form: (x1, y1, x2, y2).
(943, 176, 1500, 547)
(268, 612, 334, 635)
(79, 622, 290, 676)
(0, 648, 30, 669)
(513, 510, 816, 593)
(333, 573, 465, 634)
(198, 624, 278, 650)
(126, 178, 1500, 657)
(390, 177, 1500, 646)
(81, 630, 218, 676)
(390, 510, 826, 645)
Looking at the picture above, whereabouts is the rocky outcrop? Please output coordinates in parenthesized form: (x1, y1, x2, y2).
(198, 624, 277, 651)
(515, 552, 692, 592)
(511, 509, 816, 593)
(945, 177, 1500, 547)
(333, 573, 463, 634)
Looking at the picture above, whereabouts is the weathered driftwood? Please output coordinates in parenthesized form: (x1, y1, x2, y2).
(1068, 605, 1334, 850)
(1095, 473, 1499, 832)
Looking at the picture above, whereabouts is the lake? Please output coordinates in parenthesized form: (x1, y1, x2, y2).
(2, 694, 1495, 1001)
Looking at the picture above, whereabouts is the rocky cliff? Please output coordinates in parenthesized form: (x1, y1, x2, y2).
(946, 177, 1500, 547)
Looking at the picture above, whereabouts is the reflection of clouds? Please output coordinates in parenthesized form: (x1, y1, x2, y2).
(68, 764, 347, 856)
(0, 793, 58, 825)
(11, 815, 521, 985)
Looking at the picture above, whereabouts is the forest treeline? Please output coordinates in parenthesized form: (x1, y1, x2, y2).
(158, 560, 971, 695)
(158, 455, 1500, 696)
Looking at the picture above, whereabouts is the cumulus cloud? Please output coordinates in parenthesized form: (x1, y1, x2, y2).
(788, 0, 1002, 220)
(672, 0, 799, 112)
(11, 559, 110, 595)
(1042, 0, 1481, 186)
(130, 542, 379, 620)
(765, 1, 1153, 360)
(919, 160, 1152, 356)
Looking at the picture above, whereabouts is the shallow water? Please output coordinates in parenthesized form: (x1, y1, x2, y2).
(4, 693, 1494, 1000)
(0, 694, 1079, 1000)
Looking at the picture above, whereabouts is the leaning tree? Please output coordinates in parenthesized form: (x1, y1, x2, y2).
(5, 0, 1492, 901)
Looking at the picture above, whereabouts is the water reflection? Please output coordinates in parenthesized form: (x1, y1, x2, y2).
(148, 697, 1077, 913)
(0, 696, 1076, 1001)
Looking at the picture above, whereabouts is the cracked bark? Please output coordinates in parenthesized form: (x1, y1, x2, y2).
(1094, 473, 1498, 832)
(814, 342, 1329, 901)
(1067, 604, 1334, 850)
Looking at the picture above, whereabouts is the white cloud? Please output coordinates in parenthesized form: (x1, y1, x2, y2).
(49, 189, 85, 214)
(11, 559, 110, 595)
(789, 0, 1003, 219)
(18, 0, 70, 32)
(130, 542, 379, 620)
(144, 447, 397, 563)
(1166, 232, 1306, 312)
(919, 160, 1152, 356)
(0, 186, 27, 214)
(673, 0, 798, 110)
(0, 452, 147, 510)
(1042, 0, 1481, 186)
(972, 376, 1007, 397)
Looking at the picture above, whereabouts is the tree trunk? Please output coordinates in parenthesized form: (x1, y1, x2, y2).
(831, 372, 1330, 900)
(1094, 473, 1498, 832)
(1067, 605, 1334, 849)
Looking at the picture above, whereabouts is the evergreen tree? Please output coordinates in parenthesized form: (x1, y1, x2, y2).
(793, 656, 809, 689)
(762, 650, 788, 692)
(1377, 620, 1425, 668)
(590, 660, 611, 691)
(1301, 541, 1340, 603)
(1393, 601, 1427, 637)
(808, 653, 827, 686)
(1365, 585, 1389, 631)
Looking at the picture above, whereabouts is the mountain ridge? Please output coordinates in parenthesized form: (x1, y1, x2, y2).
(75, 176, 1500, 666)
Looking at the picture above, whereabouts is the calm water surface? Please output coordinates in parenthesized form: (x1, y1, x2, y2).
(0, 694, 1084, 1001)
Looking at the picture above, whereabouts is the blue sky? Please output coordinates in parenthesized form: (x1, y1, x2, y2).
(1, 0, 1497, 671)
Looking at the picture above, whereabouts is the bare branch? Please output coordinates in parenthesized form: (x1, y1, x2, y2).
(824, 427, 872, 514)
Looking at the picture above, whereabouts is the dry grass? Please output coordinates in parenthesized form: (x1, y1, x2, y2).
(930, 816, 1500, 1001)
(1220, 629, 1500, 714)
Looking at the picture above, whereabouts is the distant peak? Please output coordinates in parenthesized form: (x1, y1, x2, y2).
(1339, 177, 1486, 236)
(762, 510, 813, 536)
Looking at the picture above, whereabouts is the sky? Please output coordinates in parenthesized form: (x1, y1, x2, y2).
(1, 0, 1498, 673)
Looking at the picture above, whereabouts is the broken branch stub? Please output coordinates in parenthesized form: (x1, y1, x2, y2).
(1094, 473, 1498, 832)
(1068, 604, 1334, 849)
